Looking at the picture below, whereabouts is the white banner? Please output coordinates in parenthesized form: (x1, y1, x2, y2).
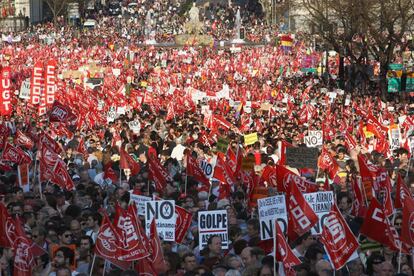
(304, 130, 323, 148)
(19, 78, 31, 100)
(258, 195, 287, 240)
(304, 191, 334, 235)
(145, 200, 176, 241)
(129, 192, 151, 215)
(198, 210, 229, 250)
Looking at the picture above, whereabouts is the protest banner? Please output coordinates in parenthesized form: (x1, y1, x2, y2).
(199, 157, 216, 179)
(286, 147, 318, 169)
(198, 210, 229, 250)
(257, 195, 287, 240)
(244, 132, 258, 145)
(304, 130, 323, 147)
(145, 200, 176, 241)
(304, 191, 334, 234)
(129, 192, 151, 215)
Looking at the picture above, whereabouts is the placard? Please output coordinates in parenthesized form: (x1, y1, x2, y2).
(145, 200, 176, 241)
(244, 132, 258, 146)
(258, 195, 287, 240)
(19, 78, 30, 100)
(388, 124, 401, 151)
(304, 191, 334, 234)
(198, 210, 229, 250)
(128, 120, 141, 134)
(129, 192, 151, 215)
(304, 131, 323, 148)
(286, 147, 318, 169)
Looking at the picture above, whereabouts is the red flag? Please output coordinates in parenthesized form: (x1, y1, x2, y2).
(360, 198, 402, 251)
(13, 219, 35, 276)
(45, 59, 57, 105)
(213, 152, 236, 186)
(49, 101, 78, 125)
(0, 66, 12, 116)
(120, 147, 141, 175)
(0, 203, 15, 248)
(186, 154, 210, 187)
(1, 143, 31, 165)
(14, 130, 34, 149)
(350, 177, 367, 217)
(38, 132, 62, 154)
(104, 162, 118, 183)
(344, 132, 357, 152)
(357, 154, 378, 200)
(51, 160, 75, 191)
(318, 147, 339, 179)
(366, 114, 388, 139)
(276, 165, 318, 193)
(395, 174, 413, 209)
(261, 165, 278, 187)
(30, 61, 43, 105)
(320, 204, 359, 270)
(175, 206, 193, 244)
(286, 179, 318, 240)
(372, 168, 394, 217)
(95, 214, 131, 270)
(148, 155, 172, 192)
(278, 140, 293, 166)
(146, 219, 167, 274)
(274, 220, 301, 273)
(113, 204, 149, 261)
(401, 197, 414, 246)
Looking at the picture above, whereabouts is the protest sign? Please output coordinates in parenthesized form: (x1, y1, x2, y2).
(17, 164, 30, 192)
(198, 210, 229, 250)
(145, 200, 176, 241)
(199, 157, 216, 179)
(258, 195, 287, 240)
(304, 191, 334, 234)
(19, 78, 30, 100)
(388, 124, 401, 151)
(286, 147, 318, 169)
(304, 131, 323, 147)
(244, 132, 258, 146)
(107, 110, 117, 123)
(216, 137, 230, 153)
(129, 192, 151, 215)
(128, 120, 141, 134)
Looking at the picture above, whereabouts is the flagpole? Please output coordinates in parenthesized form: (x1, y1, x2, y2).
(184, 174, 188, 196)
(273, 220, 277, 276)
(89, 254, 96, 276)
(398, 243, 402, 273)
(119, 166, 122, 186)
(102, 260, 106, 276)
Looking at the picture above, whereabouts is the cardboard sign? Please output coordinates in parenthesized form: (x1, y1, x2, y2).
(17, 164, 30, 192)
(128, 120, 141, 134)
(304, 130, 323, 148)
(129, 192, 151, 215)
(244, 132, 258, 146)
(258, 195, 287, 240)
(198, 210, 229, 250)
(304, 191, 334, 234)
(19, 78, 31, 100)
(199, 157, 216, 179)
(145, 200, 176, 241)
(286, 147, 318, 169)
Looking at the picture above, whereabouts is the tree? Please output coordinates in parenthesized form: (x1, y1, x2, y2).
(303, 0, 414, 96)
(43, 0, 70, 24)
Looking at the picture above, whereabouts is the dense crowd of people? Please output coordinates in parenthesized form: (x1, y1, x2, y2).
(0, 2, 414, 276)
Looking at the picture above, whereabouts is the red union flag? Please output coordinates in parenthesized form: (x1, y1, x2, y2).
(395, 174, 412, 209)
(186, 154, 210, 187)
(344, 132, 357, 151)
(286, 179, 318, 240)
(38, 132, 62, 154)
(274, 220, 301, 271)
(360, 198, 402, 252)
(114, 204, 149, 261)
(318, 147, 339, 179)
(148, 155, 172, 192)
(0, 66, 12, 116)
(372, 168, 394, 217)
(175, 206, 193, 244)
(213, 152, 236, 186)
(14, 130, 34, 149)
(276, 165, 318, 193)
(30, 61, 43, 105)
(401, 197, 414, 247)
(49, 101, 78, 124)
(51, 160, 75, 191)
(261, 165, 277, 187)
(1, 143, 31, 165)
(95, 214, 131, 270)
(0, 203, 15, 248)
(350, 177, 367, 218)
(320, 203, 359, 270)
(13, 219, 35, 276)
(120, 147, 141, 175)
(45, 59, 57, 105)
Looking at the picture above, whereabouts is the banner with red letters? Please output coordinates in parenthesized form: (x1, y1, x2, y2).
(0, 66, 12, 116)
(45, 59, 57, 105)
(30, 61, 43, 105)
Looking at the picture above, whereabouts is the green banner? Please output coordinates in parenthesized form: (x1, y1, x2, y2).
(216, 137, 230, 153)
(301, 68, 317, 73)
(388, 78, 401, 93)
(407, 78, 414, 92)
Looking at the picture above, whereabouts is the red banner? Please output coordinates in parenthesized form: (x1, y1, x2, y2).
(49, 101, 78, 124)
(1, 143, 31, 165)
(0, 66, 12, 116)
(45, 59, 57, 105)
(175, 206, 193, 244)
(30, 61, 43, 105)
